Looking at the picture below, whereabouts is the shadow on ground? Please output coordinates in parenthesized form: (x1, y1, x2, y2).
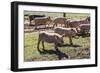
(38, 44, 82, 60)
(58, 44, 82, 47)
(39, 49, 69, 60)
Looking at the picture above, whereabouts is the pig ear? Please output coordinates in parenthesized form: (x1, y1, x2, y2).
(62, 34, 65, 37)
(55, 36, 58, 42)
(55, 36, 58, 39)
(76, 27, 80, 32)
(48, 16, 50, 17)
(55, 36, 61, 41)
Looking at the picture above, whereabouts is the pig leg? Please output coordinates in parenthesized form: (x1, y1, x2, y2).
(54, 43, 59, 51)
(69, 36, 73, 45)
(30, 19, 32, 26)
(53, 23, 57, 28)
(42, 41, 45, 51)
(37, 39, 41, 52)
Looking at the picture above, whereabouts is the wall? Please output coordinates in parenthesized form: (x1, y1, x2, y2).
(0, 0, 99, 73)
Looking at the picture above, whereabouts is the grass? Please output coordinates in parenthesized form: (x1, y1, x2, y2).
(24, 11, 90, 62)
(24, 31, 90, 62)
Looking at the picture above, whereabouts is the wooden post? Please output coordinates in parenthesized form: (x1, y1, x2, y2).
(63, 12, 66, 17)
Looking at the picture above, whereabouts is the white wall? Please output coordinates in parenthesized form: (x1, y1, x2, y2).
(0, 0, 99, 73)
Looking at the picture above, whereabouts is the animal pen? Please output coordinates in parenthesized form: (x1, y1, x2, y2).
(24, 11, 90, 62)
